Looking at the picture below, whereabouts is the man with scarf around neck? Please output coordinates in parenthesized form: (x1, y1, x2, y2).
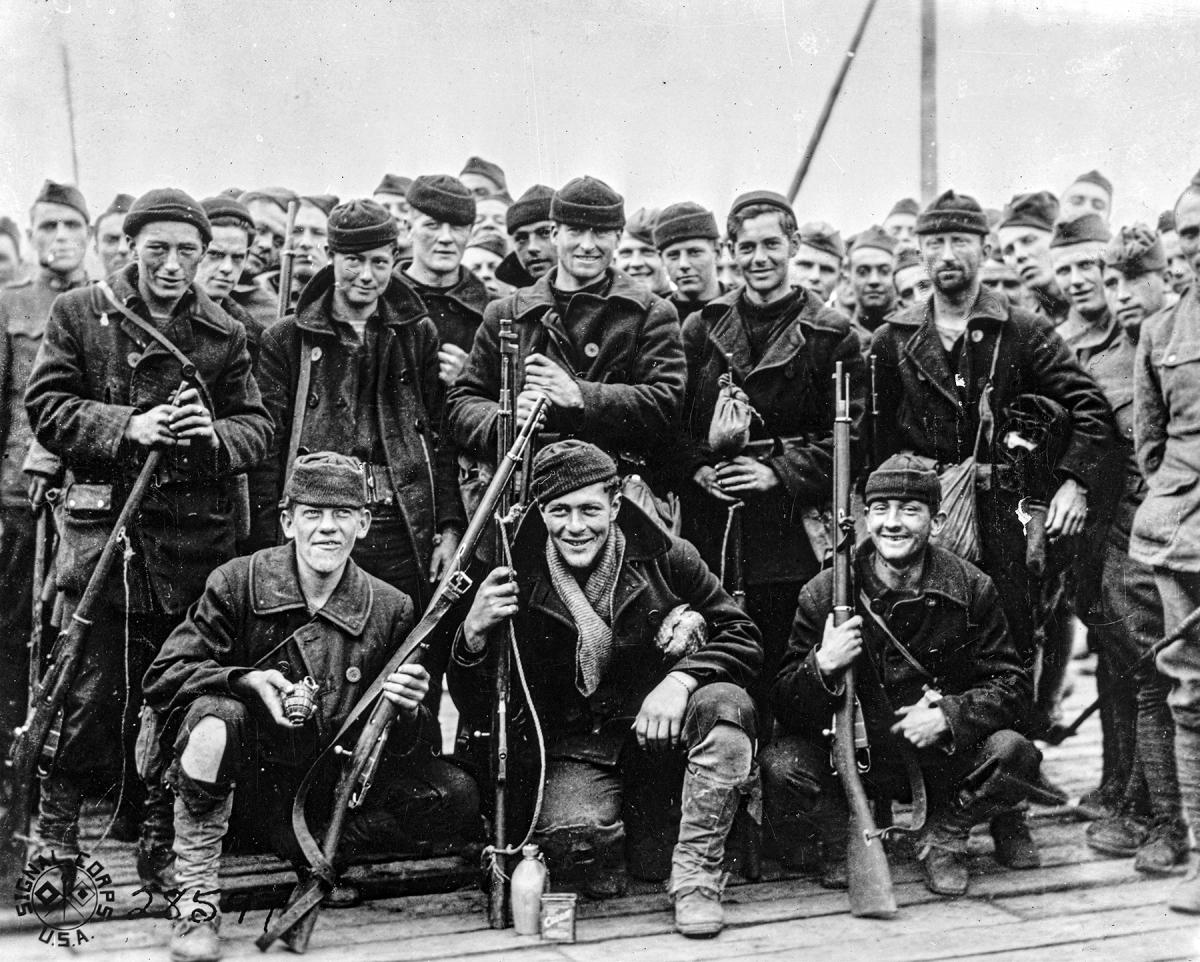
(675, 189, 865, 732)
(447, 441, 761, 938)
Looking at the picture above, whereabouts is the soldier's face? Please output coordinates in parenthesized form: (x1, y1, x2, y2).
(373, 192, 411, 236)
(1174, 192, 1200, 276)
(849, 247, 895, 311)
(460, 172, 502, 200)
(292, 202, 329, 282)
(1051, 243, 1107, 318)
(0, 235, 19, 285)
(1159, 229, 1194, 295)
(541, 483, 620, 572)
(95, 212, 131, 277)
(331, 244, 396, 309)
(664, 238, 719, 301)
(245, 200, 288, 277)
(998, 226, 1055, 290)
(921, 232, 983, 297)
(883, 212, 917, 251)
(717, 240, 743, 291)
(512, 221, 557, 279)
(30, 201, 89, 274)
(615, 234, 668, 293)
(1061, 182, 1110, 223)
(132, 222, 205, 305)
(196, 225, 250, 302)
(866, 498, 943, 568)
(554, 224, 618, 286)
(473, 198, 510, 245)
(789, 244, 841, 302)
(732, 212, 797, 301)
(410, 212, 469, 278)
(980, 261, 1027, 308)
(1104, 266, 1166, 337)
(283, 503, 370, 576)
(462, 246, 511, 299)
(893, 263, 933, 309)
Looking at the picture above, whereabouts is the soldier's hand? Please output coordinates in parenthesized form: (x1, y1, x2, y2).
(1044, 478, 1087, 540)
(634, 675, 691, 752)
(168, 387, 217, 449)
(515, 389, 550, 432)
(816, 613, 863, 677)
(382, 664, 430, 716)
(438, 344, 469, 386)
(124, 405, 178, 447)
(715, 456, 780, 494)
(462, 567, 519, 653)
(693, 465, 737, 502)
(891, 701, 949, 748)
(235, 669, 295, 727)
(26, 474, 51, 511)
(429, 527, 461, 582)
(523, 353, 583, 411)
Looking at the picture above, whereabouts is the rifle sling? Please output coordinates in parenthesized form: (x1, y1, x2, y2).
(283, 333, 314, 492)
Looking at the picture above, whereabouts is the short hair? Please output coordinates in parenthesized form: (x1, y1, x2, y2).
(726, 203, 797, 243)
(208, 215, 253, 246)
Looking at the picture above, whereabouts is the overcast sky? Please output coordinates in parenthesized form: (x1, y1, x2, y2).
(2, 0, 1197, 236)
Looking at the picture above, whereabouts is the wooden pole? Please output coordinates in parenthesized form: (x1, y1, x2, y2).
(786, 0, 879, 205)
(60, 43, 81, 186)
(920, 0, 938, 204)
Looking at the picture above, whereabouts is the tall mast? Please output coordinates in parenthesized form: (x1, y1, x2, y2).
(920, 0, 938, 203)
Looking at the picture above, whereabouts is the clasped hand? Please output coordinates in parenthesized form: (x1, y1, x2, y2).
(123, 387, 216, 448)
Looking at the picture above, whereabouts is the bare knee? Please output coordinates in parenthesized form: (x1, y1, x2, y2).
(179, 716, 228, 783)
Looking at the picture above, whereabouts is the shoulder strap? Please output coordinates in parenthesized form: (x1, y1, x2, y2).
(971, 328, 1005, 459)
(284, 333, 314, 490)
(857, 588, 936, 682)
(97, 280, 201, 382)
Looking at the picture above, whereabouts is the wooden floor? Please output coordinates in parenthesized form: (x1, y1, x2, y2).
(2, 662, 1197, 962)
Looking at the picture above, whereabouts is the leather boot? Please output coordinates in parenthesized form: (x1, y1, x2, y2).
(919, 812, 971, 897)
(168, 779, 233, 962)
(990, 808, 1041, 869)
(669, 768, 745, 937)
(139, 779, 180, 892)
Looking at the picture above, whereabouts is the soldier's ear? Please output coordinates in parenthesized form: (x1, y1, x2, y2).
(356, 508, 372, 539)
(929, 510, 947, 538)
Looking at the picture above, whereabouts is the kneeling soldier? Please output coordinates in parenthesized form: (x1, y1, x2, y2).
(762, 455, 1040, 897)
(142, 454, 481, 962)
(448, 440, 761, 937)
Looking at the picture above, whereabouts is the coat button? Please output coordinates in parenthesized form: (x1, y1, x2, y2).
(311, 346, 323, 362)
(584, 342, 600, 358)
(1168, 354, 1177, 362)
(971, 329, 984, 343)
(127, 352, 141, 368)
(308, 392, 320, 408)
(345, 666, 362, 683)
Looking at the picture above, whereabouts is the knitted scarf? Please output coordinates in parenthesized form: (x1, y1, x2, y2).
(545, 525, 626, 696)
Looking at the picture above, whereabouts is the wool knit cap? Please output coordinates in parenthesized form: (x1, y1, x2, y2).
(0, 216, 19, 253)
(998, 191, 1059, 233)
(531, 440, 618, 505)
(284, 452, 366, 508)
(624, 207, 660, 246)
(34, 180, 89, 222)
(124, 188, 212, 245)
(326, 199, 399, 254)
(798, 220, 845, 260)
(1105, 223, 1166, 275)
(407, 174, 476, 227)
(729, 189, 795, 224)
(849, 224, 897, 257)
(887, 197, 920, 218)
(1072, 169, 1113, 198)
(893, 246, 923, 272)
(551, 176, 625, 231)
(238, 186, 300, 213)
(374, 173, 412, 197)
(1158, 209, 1176, 234)
(200, 195, 254, 235)
(506, 184, 555, 234)
(303, 194, 340, 217)
(460, 156, 508, 193)
(1050, 213, 1111, 249)
(653, 201, 719, 249)
(916, 190, 989, 236)
(467, 232, 507, 259)
(96, 192, 135, 226)
(864, 453, 941, 511)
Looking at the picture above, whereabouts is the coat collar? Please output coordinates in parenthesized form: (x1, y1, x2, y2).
(292, 265, 428, 337)
(886, 284, 1009, 330)
(1056, 308, 1118, 354)
(107, 262, 232, 337)
(398, 261, 492, 316)
(249, 544, 373, 636)
(35, 265, 89, 293)
(855, 541, 971, 610)
(508, 267, 652, 321)
(701, 287, 839, 379)
(494, 250, 537, 289)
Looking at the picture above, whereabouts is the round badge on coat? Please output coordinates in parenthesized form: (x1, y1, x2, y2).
(971, 330, 984, 343)
(311, 346, 323, 362)
(345, 666, 362, 683)
(127, 352, 141, 368)
(584, 342, 600, 358)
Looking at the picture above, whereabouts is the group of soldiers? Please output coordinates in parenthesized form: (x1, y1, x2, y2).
(1, 157, 1198, 961)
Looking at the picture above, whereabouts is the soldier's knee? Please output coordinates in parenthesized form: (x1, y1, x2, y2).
(688, 721, 753, 784)
(174, 695, 248, 784)
(984, 729, 1042, 776)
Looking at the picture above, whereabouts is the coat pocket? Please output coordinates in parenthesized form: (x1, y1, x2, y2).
(55, 483, 116, 596)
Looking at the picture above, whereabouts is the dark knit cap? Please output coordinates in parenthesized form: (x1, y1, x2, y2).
(531, 440, 618, 505)
(729, 189, 794, 224)
(506, 185, 555, 234)
(849, 224, 896, 257)
(200, 195, 254, 234)
(407, 174, 476, 227)
(1072, 169, 1113, 198)
(1158, 209, 1176, 234)
(238, 186, 300, 213)
(998, 191, 1058, 233)
(864, 453, 941, 511)
(0, 216, 19, 253)
(95, 193, 134, 227)
(653, 201, 719, 249)
(1105, 223, 1166, 275)
(124, 188, 212, 245)
(798, 220, 845, 260)
(467, 232, 507, 259)
(284, 452, 366, 508)
(460, 156, 508, 193)
(34, 180, 89, 222)
(1050, 213, 1111, 249)
(551, 176, 625, 231)
(624, 207, 660, 246)
(304, 194, 340, 217)
(374, 173, 412, 197)
(893, 247, 922, 272)
(887, 197, 920, 218)
(916, 190, 989, 236)
(327, 199, 399, 254)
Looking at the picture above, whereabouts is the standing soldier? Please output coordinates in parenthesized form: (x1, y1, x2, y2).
(92, 193, 135, 279)
(882, 197, 920, 251)
(616, 208, 672, 298)
(677, 189, 864, 721)
(372, 173, 414, 259)
(196, 196, 267, 361)
(1060, 169, 1114, 225)
(495, 185, 557, 291)
(847, 226, 898, 347)
(789, 221, 845, 309)
(997, 191, 1070, 324)
(655, 202, 725, 319)
(0, 217, 23, 287)
(232, 187, 298, 329)
(24, 188, 271, 887)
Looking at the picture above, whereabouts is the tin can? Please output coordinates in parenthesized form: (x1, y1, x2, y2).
(539, 892, 577, 942)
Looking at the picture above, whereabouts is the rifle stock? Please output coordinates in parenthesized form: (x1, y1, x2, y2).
(830, 361, 896, 919)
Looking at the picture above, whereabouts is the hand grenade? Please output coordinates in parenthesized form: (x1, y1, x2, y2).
(284, 676, 320, 725)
